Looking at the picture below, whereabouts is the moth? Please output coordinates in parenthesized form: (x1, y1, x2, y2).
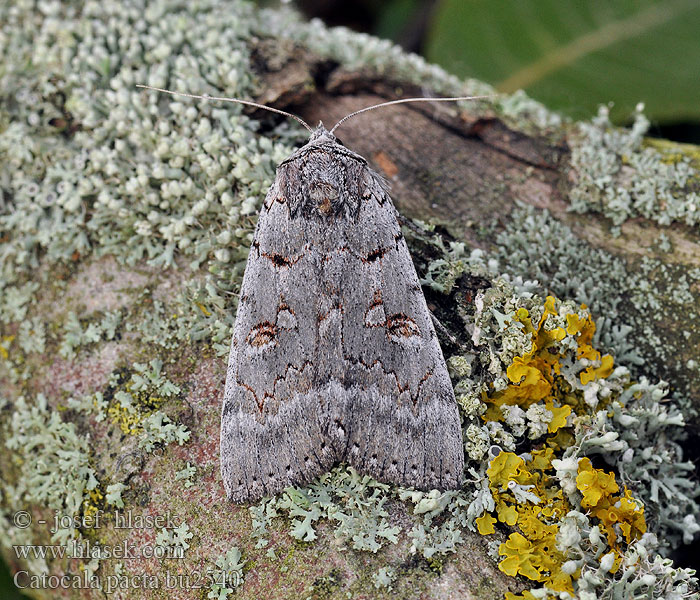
(138, 87, 487, 503)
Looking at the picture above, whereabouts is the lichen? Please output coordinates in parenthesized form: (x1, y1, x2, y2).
(250, 466, 399, 552)
(59, 310, 122, 359)
(103, 359, 188, 447)
(244, 229, 699, 599)
(4, 394, 99, 524)
(0, 0, 296, 376)
(175, 462, 197, 489)
(464, 292, 698, 598)
(569, 104, 700, 230)
(104, 483, 127, 508)
(372, 566, 395, 590)
(1, 392, 104, 576)
(155, 522, 194, 556)
(208, 546, 246, 599)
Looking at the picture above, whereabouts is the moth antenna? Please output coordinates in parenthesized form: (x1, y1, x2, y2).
(136, 84, 314, 133)
(329, 94, 494, 135)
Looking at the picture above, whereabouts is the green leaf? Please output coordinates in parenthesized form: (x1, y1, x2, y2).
(375, 0, 421, 42)
(425, 0, 700, 122)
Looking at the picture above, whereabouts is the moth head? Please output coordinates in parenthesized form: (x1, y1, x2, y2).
(308, 122, 337, 147)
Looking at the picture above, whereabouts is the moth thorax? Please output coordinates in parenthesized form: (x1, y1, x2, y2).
(309, 181, 339, 217)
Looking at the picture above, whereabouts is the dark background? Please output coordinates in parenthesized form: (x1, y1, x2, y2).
(287, 0, 700, 143)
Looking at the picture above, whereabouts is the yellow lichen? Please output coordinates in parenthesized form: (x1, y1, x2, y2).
(476, 512, 497, 535)
(497, 500, 519, 526)
(484, 448, 573, 593)
(487, 451, 531, 490)
(576, 458, 646, 548)
(566, 312, 614, 384)
(107, 402, 142, 435)
(478, 296, 645, 596)
(196, 302, 211, 316)
(485, 298, 569, 419)
(485, 296, 614, 423)
(0, 334, 15, 359)
(82, 487, 104, 520)
(545, 400, 571, 433)
(498, 532, 541, 579)
(576, 457, 619, 508)
(505, 592, 538, 600)
(107, 379, 166, 435)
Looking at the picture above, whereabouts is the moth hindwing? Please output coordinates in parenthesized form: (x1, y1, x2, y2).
(221, 124, 464, 502)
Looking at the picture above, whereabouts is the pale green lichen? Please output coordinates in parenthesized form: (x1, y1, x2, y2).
(208, 546, 246, 599)
(59, 310, 122, 359)
(105, 483, 128, 508)
(155, 522, 194, 556)
(175, 462, 197, 489)
(569, 104, 700, 229)
(1, 392, 102, 572)
(17, 317, 47, 355)
(251, 466, 399, 552)
(372, 566, 395, 590)
(128, 358, 181, 399)
(138, 412, 190, 451)
(420, 239, 472, 294)
(4, 394, 99, 520)
(102, 358, 189, 448)
(0, 0, 296, 374)
(401, 489, 471, 559)
(577, 374, 699, 552)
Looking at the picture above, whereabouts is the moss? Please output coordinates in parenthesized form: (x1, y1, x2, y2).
(310, 568, 342, 598)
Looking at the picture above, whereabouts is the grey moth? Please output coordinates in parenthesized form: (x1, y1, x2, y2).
(220, 117, 465, 503)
